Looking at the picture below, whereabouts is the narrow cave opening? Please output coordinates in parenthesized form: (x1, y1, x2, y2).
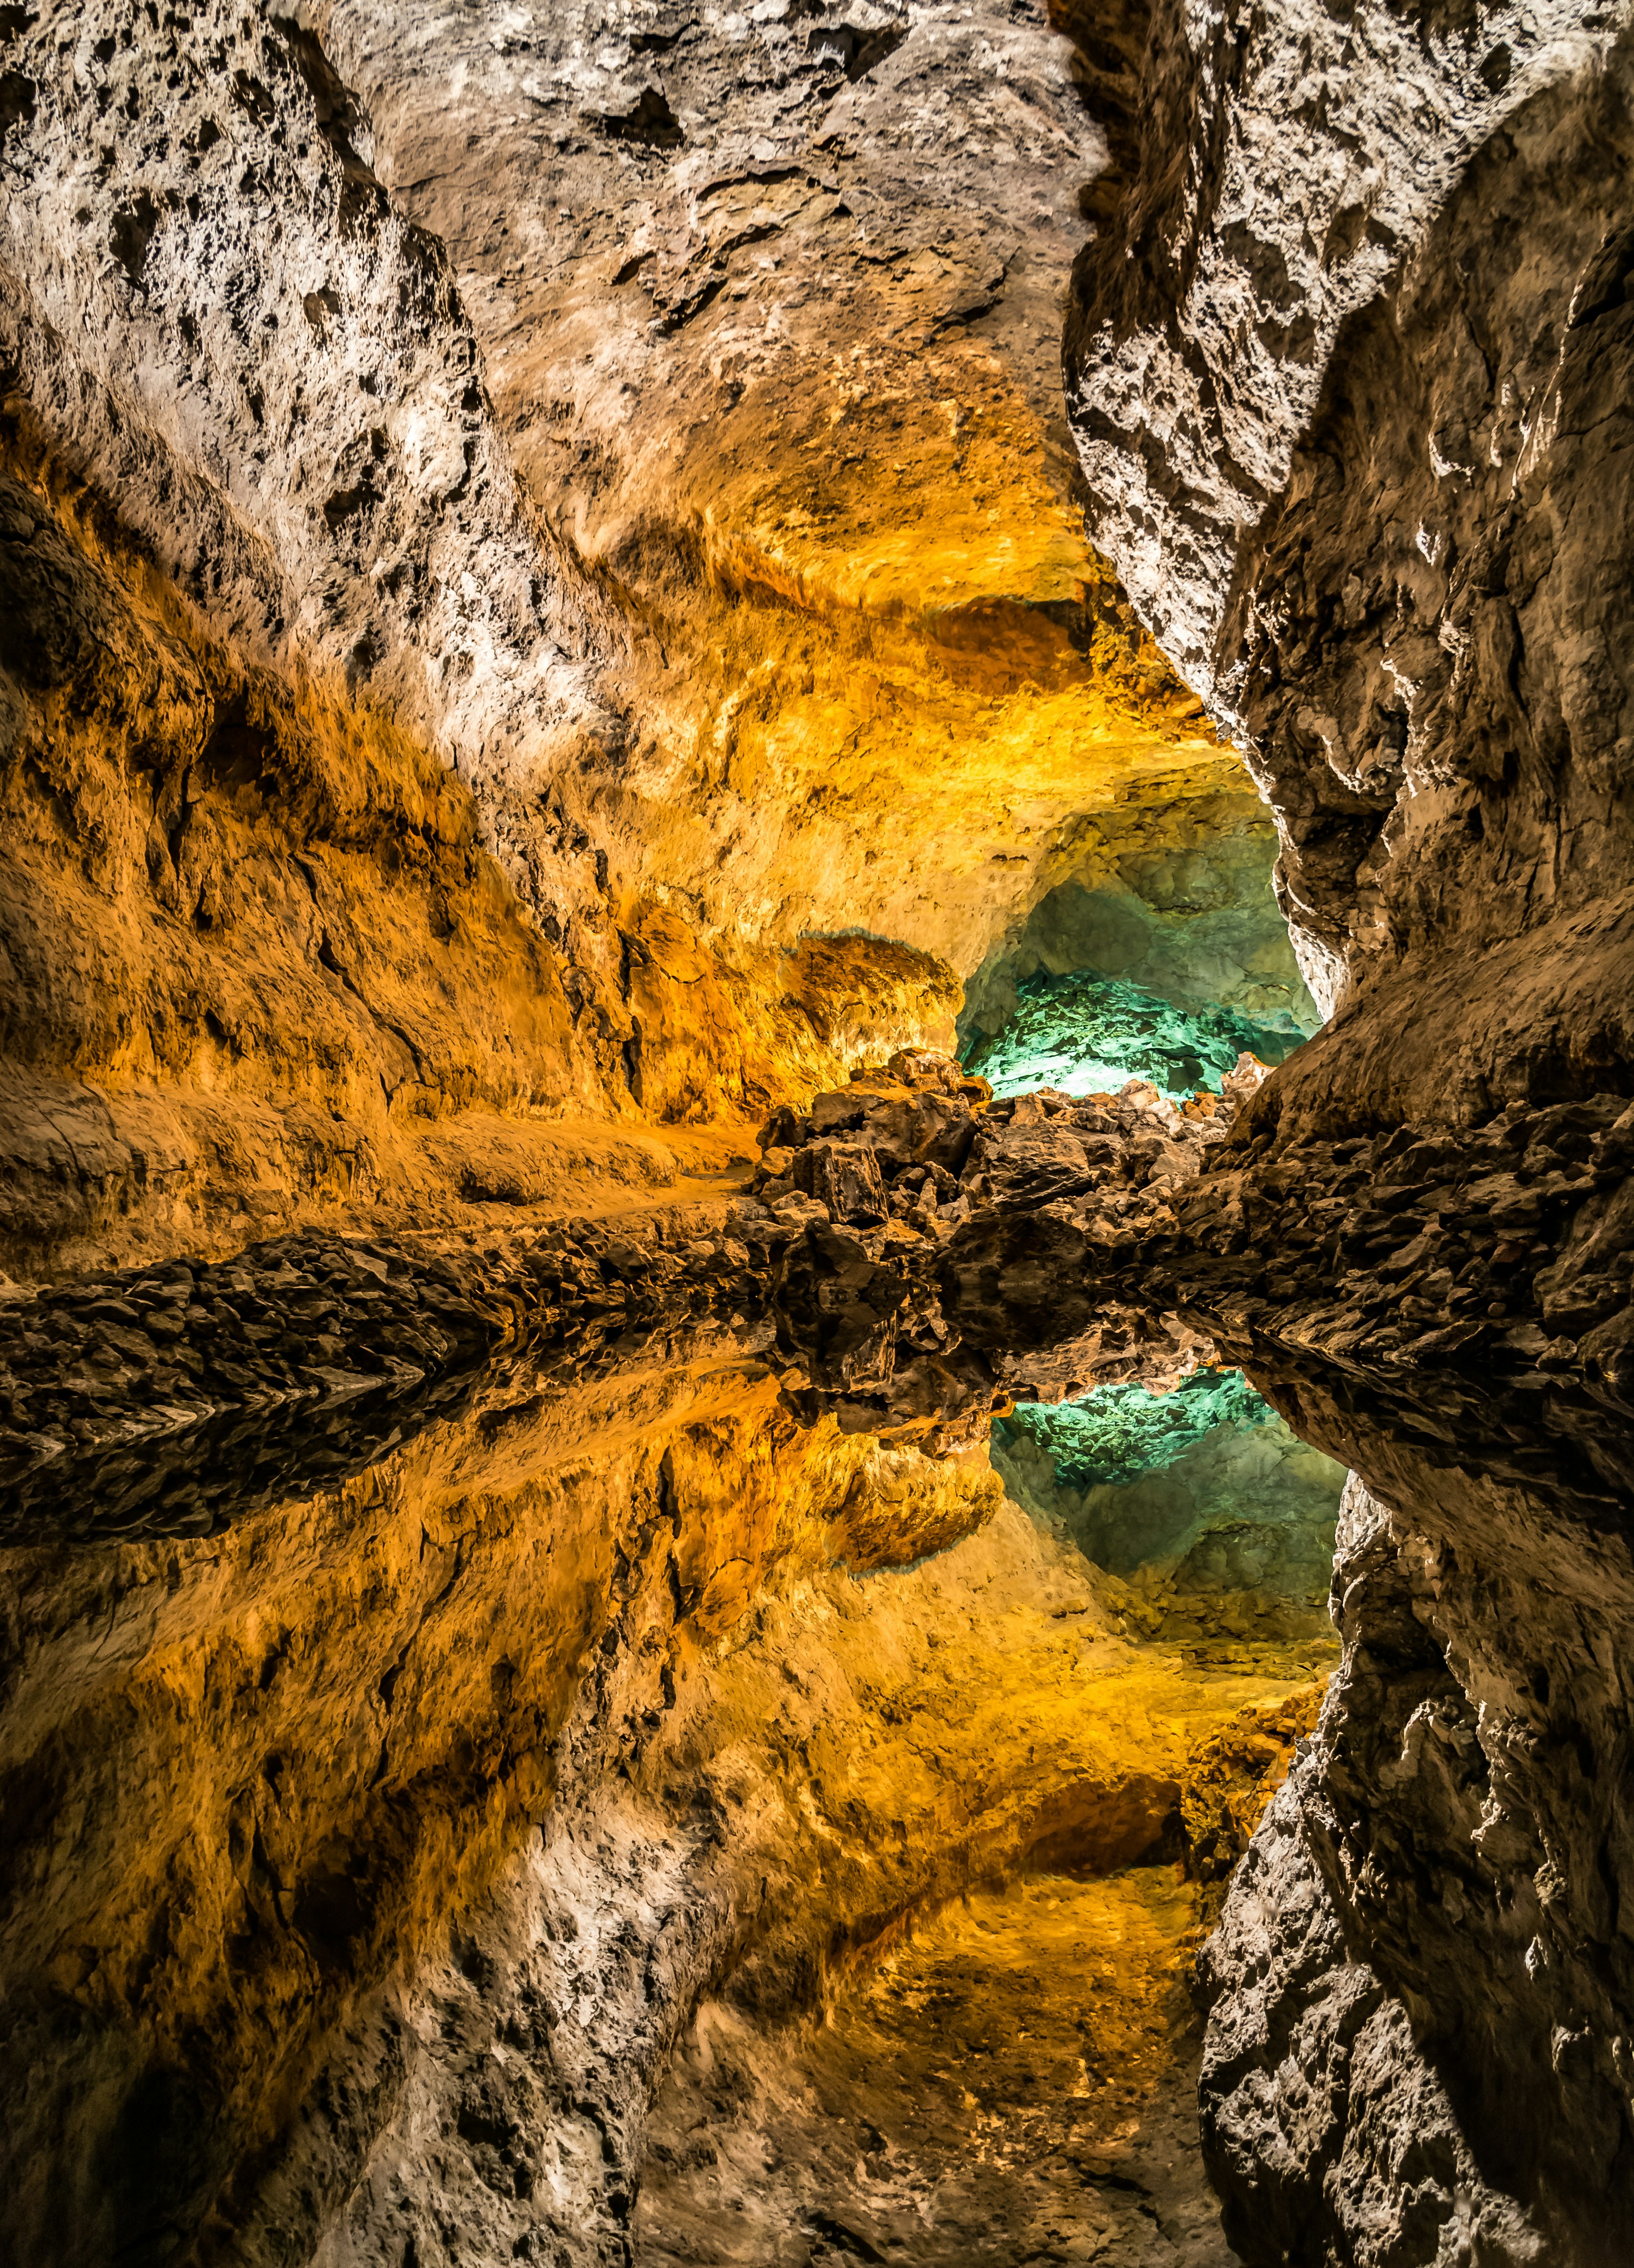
(664, 779, 1351, 2261)
(993, 1370, 1344, 1670)
(957, 789, 1322, 1099)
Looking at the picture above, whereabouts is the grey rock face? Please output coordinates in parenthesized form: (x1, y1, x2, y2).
(1066, 0, 1634, 1017)
(1062, 12, 1634, 2257)
(1197, 1469, 1631, 2265)
(0, 0, 603, 769)
(1064, 0, 1628, 690)
(1199, 1782, 1548, 2268)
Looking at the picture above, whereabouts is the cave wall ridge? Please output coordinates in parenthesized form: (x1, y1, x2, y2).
(1199, 1465, 1634, 2263)
(1064, 0, 1630, 697)
(0, 1, 611, 788)
(1066, 0, 1634, 1021)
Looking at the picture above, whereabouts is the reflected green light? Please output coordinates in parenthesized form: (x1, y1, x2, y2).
(994, 1369, 1273, 1490)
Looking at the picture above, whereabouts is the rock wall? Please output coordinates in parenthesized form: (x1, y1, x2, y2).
(0, 417, 957, 1269)
(1198, 1453, 1634, 2267)
(635, 1866, 1234, 2265)
(0, 0, 1253, 1264)
(315, 0, 1215, 971)
(9, 0, 1634, 2259)
(1060, 3, 1634, 2258)
(1066, 0, 1634, 1032)
(0, 1323, 1319, 2266)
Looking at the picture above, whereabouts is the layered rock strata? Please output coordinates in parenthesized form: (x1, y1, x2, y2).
(0, 1199, 784, 1542)
(0, 1204, 766, 1485)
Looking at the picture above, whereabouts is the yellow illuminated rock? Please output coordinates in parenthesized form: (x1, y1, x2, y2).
(637, 1868, 1235, 2265)
(0, 1350, 1325, 2263)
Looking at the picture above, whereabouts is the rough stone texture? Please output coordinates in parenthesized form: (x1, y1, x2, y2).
(0, 1198, 784, 1537)
(318, 0, 1214, 970)
(0, 1045, 1261, 1520)
(965, 967, 1306, 1102)
(0, 431, 953, 1267)
(1195, 1480, 1567, 2267)
(757, 1045, 1271, 1447)
(635, 1868, 1235, 2266)
(1064, 0, 1631, 694)
(9, 0, 1634, 2260)
(1066, 0, 1634, 1024)
(0, 0, 1241, 1261)
(0, 1356, 1319, 2267)
(747, 1036, 1634, 2254)
(1055, 9, 1634, 2256)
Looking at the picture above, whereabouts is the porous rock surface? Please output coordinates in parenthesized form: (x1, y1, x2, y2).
(1067, 0, 1634, 1027)
(1060, 6, 1634, 2260)
(0, 0, 1235, 1257)
(7, 0, 1634, 2262)
(0, 1346, 1321, 2267)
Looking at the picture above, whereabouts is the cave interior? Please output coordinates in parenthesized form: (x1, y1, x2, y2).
(3, 3, 1634, 2266)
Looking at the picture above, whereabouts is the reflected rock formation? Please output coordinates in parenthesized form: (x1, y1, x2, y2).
(3, 2, 1634, 2266)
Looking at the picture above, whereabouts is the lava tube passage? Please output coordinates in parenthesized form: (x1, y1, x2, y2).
(6, 4, 1634, 2265)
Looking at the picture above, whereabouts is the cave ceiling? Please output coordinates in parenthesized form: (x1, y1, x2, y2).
(4, 2, 1634, 2266)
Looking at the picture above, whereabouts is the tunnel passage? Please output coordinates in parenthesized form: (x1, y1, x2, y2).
(992, 1371, 1346, 1670)
(7, 0, 1634, 2257)
(958, 785, 1320, 1100)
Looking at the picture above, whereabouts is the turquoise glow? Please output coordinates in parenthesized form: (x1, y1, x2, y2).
(990, 1369, 1346, 1594)
(962, 970, 1304, 1101)
(994, 1369, 1274, 1490)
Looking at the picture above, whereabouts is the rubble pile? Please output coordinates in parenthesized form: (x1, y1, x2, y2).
(0, 1047, 1281, 1523)
(758, 1055, 1634, 1480)
(1149, 1094, 1634, 1428)
(8, 1060, 1630, 1522)
(759, 1047, 1268, 1450)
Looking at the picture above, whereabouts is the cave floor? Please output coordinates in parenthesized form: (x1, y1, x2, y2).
(634, 1867, 1229, 2268)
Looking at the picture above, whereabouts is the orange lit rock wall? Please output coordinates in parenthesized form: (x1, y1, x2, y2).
(0, 1340, 1322, 2264)
(0, 2, 1246, 1267)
